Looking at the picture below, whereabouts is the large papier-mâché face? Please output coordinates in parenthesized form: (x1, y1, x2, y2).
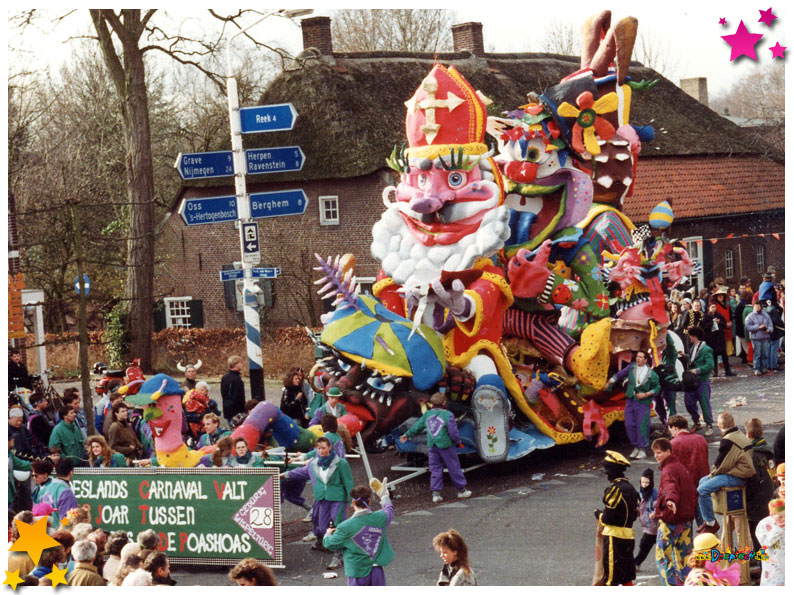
(394, 157, 501, 247)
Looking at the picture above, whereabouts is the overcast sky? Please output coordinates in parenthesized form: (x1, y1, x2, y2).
(8, 1, 787, 98)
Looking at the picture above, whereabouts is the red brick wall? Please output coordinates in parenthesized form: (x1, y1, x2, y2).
(451, 22, 485, 56)
(301, 16, 333, 55)
(156, 170, 394, 329)
(669, 211, 784, 289)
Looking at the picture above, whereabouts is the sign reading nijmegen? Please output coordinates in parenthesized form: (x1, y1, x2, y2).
(72, 467, 282, 566)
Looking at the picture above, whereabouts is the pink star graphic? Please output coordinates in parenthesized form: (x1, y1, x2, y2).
(769, 42, 787, 58)
(721, 20, 765, 61)
(758, 8, 777, 27)
(719, 17, 727, 26)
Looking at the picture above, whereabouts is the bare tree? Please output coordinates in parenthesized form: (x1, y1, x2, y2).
(634, 31, 681, 81)
(79, 9, 299, 370)
(710, 63, 784, 121)
(331, 9, 454, 52)
(542, 19, 580, 55)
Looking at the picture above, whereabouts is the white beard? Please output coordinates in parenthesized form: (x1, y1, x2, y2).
(371, 202, 511, 288)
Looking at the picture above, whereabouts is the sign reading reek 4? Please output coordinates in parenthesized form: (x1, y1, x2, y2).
(72, 467, 283, 567)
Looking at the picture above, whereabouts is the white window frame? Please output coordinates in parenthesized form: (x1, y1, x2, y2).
(164, 296, 192, 328)
(682, 236, 704, 292)
(756, 245, 765, 273)
(319, 195, 340, 225)
(355, 276, 376, 295)
(725, 248, 734, 279)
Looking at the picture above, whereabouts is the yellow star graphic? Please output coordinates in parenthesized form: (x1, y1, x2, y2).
(3, 570, 25, 591)
(59, 518, 70, 527)
(45, 566, 69, 588)
(9, 517, 60, 565)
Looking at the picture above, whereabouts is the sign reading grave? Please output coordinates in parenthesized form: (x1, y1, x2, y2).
(72, 467, 282, 567)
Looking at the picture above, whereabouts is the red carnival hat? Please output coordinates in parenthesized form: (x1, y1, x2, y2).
(404, 64, 491, 159)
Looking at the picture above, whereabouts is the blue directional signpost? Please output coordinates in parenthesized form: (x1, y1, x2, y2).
(219, 269, 245, 283)
(239, 103, 298, 134)
(178, 196, 238, 226)
(249, 190, 308, 219)
(175, 151, 234, 180)
(245, 146, 305, 174)
(252, 267, 281, 279)
(175, 147, 305, 180)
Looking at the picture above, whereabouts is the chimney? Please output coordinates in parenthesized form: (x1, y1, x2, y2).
(679, 77, 709, 106)
(452, 22, 485, 56)
(301, 16, 333, 55)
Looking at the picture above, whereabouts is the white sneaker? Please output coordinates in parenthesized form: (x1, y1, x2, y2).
(327, 554, 343, 570)
(302, 510, 313, 522)
(432, 491, 443, 503)
(457, 489, 472, 499)
(301, 531, 316, 543)
(704, 425, 714, 437)
(629, 448, 640, 459)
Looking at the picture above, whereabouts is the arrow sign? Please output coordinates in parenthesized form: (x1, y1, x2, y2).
(179, 196, 238, 226)
(245, 146, 305, 174)
(74, 274, 90, 296)
(239, 103, 298, 134)
(220, 269, 245, 283)
(240, 222, 260, 265)
(174, 151, 234, 180)
(252, 267, 281, 279)
(250, 190, 308, 219)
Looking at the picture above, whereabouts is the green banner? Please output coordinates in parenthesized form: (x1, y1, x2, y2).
(72, 467, 282, 567)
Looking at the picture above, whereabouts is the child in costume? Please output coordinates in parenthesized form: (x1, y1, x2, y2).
(634, 468, 658, 570)
(755, 498, 784, 586)
(308, 386, 347, 427)
(282, 436, 353, 554)
(400, 393, 472, 503)
(683, 533, 740, 586)
(323, 479, 395, 586)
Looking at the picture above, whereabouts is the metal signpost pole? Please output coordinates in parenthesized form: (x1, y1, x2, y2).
(226, 28, 264, 401)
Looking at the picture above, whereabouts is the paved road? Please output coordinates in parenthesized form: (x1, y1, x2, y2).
(144, 364, 784, 586)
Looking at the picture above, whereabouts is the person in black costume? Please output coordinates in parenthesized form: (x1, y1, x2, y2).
(595, 450, 640, 586)
(220, 356, 246, 423)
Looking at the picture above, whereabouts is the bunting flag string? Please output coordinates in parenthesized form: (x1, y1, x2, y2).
(689, 232, 785, 246)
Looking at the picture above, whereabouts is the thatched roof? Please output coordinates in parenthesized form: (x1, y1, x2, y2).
(234, 51, 780, 184)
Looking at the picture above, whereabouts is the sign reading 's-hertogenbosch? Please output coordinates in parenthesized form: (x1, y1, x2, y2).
(179, 196, 238, 226)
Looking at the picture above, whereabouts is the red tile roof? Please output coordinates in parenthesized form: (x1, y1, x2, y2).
(624, 155, 785, 221)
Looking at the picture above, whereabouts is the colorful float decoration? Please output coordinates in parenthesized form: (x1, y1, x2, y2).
(310, 10, 694, 464)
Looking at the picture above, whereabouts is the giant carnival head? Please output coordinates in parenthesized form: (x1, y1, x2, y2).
(372, 64, 511, 287)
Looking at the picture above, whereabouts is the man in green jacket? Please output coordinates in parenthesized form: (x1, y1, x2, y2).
(324, 480, 395, 586)
(606, 351, 661, 459)
(49, 406, 87, 465)
(282, 436, 353, 556)
(31, 459, 78, 528)
(684, 327, 715, 436)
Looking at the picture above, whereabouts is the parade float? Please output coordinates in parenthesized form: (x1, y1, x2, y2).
(307, 10, 694, 464)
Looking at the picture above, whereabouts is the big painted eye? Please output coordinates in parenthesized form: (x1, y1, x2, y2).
(447, 172, 466, 188)
(417, 174, 428, 188)
(525, 147, 541, 162)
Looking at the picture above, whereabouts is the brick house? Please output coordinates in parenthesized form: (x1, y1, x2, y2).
(156, 17, 784, 330)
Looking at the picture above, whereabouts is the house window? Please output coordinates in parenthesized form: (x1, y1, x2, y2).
(756, 245, 765, 273)
(164, 297, 192, 328)
(682, 236, 705, 292)
(355, 276, 377, 295)
(319, 196, 339, 225)
(725, 249, 734, 279)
